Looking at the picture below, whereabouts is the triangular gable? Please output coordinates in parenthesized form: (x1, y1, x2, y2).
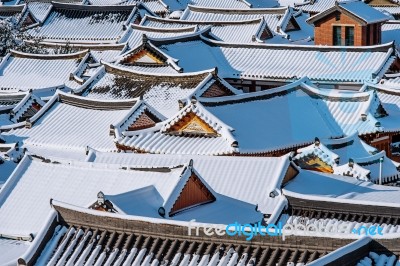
(285, 16, 301, 32)
(19, 8, 39, 28)
(128, 109, 162, 131)
(166, 111, 219, 136)
(120, 36, 168, 66)
(11, 92, 45, 123)
(169, 171, 216, 216)
(114, 100, 166, 136)
(200, 79, 237, 98)
(162, 161, 216, 217)
(161, 101, 236, 140)
(127, 49, 164, 64)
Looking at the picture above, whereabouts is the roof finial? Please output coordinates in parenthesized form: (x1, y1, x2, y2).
(189, 159, 193, 167)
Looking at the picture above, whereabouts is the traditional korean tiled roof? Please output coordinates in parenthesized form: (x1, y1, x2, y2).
(115, 79, 396, 155)
(294, 132, 400, 182)
(382, 20, 400, 46)
(284, 169, 400, 208)
(140, 15, 284, 44)
(28, 201, 336, 266)
(148, 34, 396, 84)
(1, 91, 136, 153)
(0, 50, 89, 93)
(180, 5, 294, 36)
(307, 0, 390, 25)
(0, 4, 24, 19)
(0, 92, 27, 112)
(9, 91, 45, 123)
(76, 62, 240, 117)
(365, 84, 400, 132)
(26, 2, 140, 44)
(294, 0, 336, 14)
(88, 151, 292, 216)
(117, 100, 240, 155)
(0, 152, 292, 236)
(119, 23, 197, 48)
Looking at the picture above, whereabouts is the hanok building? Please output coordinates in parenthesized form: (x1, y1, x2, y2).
(179, 5, 312, 42)
(0, 50, 93, 96)
(73, 62, 241, 117)
(124, 31, 399, 90)
(24, 2, 144, 44)
(364, 0, 400, 19)
(0, 91, 136, 159)
(1, 153, 399, 265)
(307, 0, 389, 46)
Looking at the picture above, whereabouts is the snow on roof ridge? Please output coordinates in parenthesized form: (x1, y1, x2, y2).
(51, 199, 228, 228)
(9, 49, 89, 59)
(142, 14, 265, 25)
(353, 150, 386, 164)
(321, 132, 359, 145)
(368, 82, 400, 95)
(308, 237, 372, 265)
(283, 171, 400, 209)
(199, 34, 395, 51)
(186, 4, 288, 12)
(199, 77, 311, 104)
(50, 1, 138, 9)
(301, 82, 373, 99)
(101, 60, 216, 78)
(56, 89, 136, 104)
(146, 24, 212, 45)
(131, 23, 197, 33)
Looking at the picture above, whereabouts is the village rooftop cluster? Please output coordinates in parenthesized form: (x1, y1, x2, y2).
(1, 0, 400, 264)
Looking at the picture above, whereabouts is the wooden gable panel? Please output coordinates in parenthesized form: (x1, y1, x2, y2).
(169, 173, 216, 216)
(167, 112, 218, 136)
(127, 110, 161, 131)
(201, 83, 235, 98)
(123, 49, 164, 65)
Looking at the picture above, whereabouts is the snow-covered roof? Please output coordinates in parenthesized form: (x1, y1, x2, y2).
(88, 151, 292, 216)
(307, 0, 390, 25)
(150, 34, 395, 84)
(367, 84, 400, 132)
(283, 169, 400, 208)
(382, 20, 400, 45)
(26, 2, 139, 44)
(0, 4, 24, 19)
(0, 50, 89, 93)
(119, 23, 197, 48)
(180, 5, 294, 36)
(0, 152, 291, 235)
(294, 0, 336, 14)
(77, 62, 240, 117)
(115, 79, 398, 155)
(294, 133, 400, 182)
(1, 91, 135, 153)
(140, 15, 290, 44)
(114, 80, 321, 154)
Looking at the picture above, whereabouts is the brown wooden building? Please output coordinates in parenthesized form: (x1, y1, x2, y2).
(308, 0, 389, 46)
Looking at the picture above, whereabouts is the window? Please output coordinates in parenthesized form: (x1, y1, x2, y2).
(335, 13, 340, 21)
(345, 26, 354, 46)
(333, 26, 341, 46)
